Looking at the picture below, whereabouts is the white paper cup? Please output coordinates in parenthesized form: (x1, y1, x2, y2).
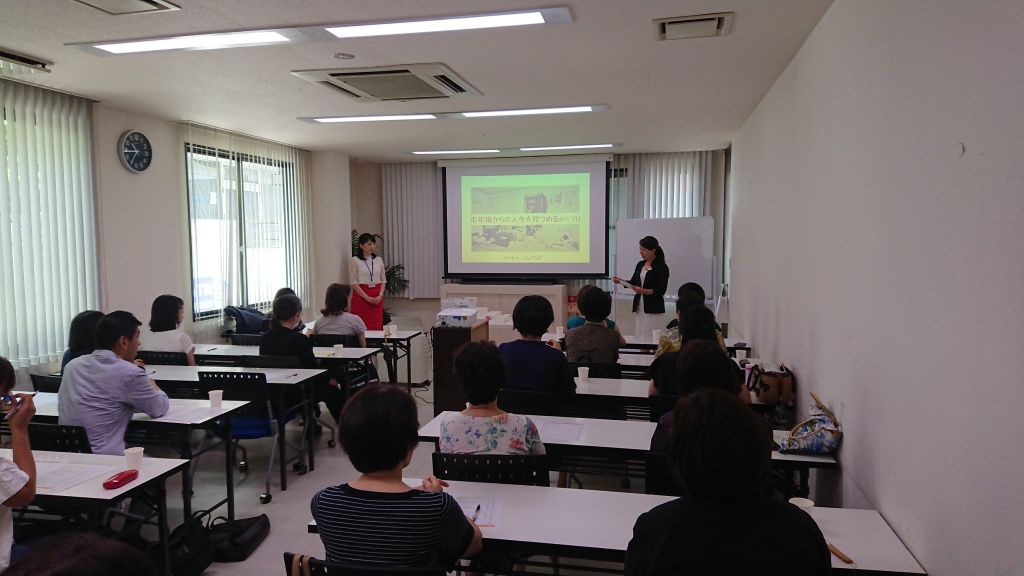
(789, 497, 814, 512)
(578, 367, 589, 382)
(556, 326, 564, 336)
(652, 329, 662, 342)
(334, 344, 345, 354)
(208, 389, 223, 409)
(388, 324, 398, 334)
(125, 447, 144, 471)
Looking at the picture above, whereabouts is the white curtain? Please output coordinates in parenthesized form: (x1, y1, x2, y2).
(181, 124, 313, 320)
(381, 163, 444, 299)
(0, 80, 98, 368)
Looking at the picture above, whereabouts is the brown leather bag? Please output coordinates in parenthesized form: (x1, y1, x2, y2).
(745, 363, 794, 404)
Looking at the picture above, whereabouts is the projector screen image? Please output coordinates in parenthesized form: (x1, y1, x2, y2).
(444, 161, 609, 277)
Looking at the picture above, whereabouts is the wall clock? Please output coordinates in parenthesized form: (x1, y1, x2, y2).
(118, 130, 152, 173)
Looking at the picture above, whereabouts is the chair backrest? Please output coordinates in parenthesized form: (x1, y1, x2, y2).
(432, 452, 549, 487)
(30, 374, 62, 393)
(496, 389, 566, 417)
(230, 333, 264, 346)
(283, 553, 446, 576)
(649, 395, 680, 422)
(198, 371, 274, 422)
(27, 423, 92, 454)
(136, 350, 189, 366)
(569, 361, 622, 379)
(309, 333, 361, 348)
(644, 451, 683, 496)
(241, 355, 301, 369)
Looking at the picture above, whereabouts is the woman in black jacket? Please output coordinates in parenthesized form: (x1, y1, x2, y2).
(614, 236, 669, 339)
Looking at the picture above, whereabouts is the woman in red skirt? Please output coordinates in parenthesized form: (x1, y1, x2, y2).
(349, 233, 385, 331)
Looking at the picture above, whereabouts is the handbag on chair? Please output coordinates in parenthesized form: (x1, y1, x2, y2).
(745, 362, 794, 405)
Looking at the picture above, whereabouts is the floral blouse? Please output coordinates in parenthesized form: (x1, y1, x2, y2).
(439, 413, 545, 455)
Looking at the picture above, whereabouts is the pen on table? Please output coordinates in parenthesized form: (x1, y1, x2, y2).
(827, 542, 853, 564)
(471, 505, 480, 523)
(206, 347, 218, 351)
(285, 373, 299, 379)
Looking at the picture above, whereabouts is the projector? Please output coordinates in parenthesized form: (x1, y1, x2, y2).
(437, 308, 478, 328)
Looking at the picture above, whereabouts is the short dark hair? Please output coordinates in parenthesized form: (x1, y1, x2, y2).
(274, 287, 296, 300)
(512, 295, 554, 338)
(340, 384, 420, 473)
(668, 389, 771, 503)
(678, 282, 706, 302)
(454, 341, 506, 405)
(270, 294, 302, 329)
(94, 311, 142, 350)
(149, 294, 184, 332)
(5, 531, 157, 576)
(67, 310, 103, 352)
(580, 287, 612, 321)
(574, 285, 594, 316)
(0, 357, 14, 395)
(676, 291, 705, 313)
(321, 283, 352, 316)
(674, 339, 739, 396)
(679, 304, 718, 344)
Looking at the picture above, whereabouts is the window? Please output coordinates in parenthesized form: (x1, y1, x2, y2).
(184, 128, 311, 322)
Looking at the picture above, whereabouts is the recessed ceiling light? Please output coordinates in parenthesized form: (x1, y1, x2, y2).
(85, 30, 295, 54)
(323, 9, 564, 39)
(520, 144, 614, 151)
(312, 114, 437, 123)
(462, 106, 595, 118)
(412, 149, 500, 155)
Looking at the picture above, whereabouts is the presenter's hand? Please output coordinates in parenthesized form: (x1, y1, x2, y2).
(612, 276, 621, 284)
(630, 285, 644, 294)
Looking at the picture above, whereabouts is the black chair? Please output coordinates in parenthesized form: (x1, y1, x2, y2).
(29, 374, 62, 393)
(432, 452, 549, 487)
(496, 389, 567, 417)
(230, 333, 263, 346)
(240, 355, 301, 369)
(649, 395, 681, 422)
(135, 350, 189, 366)
(570, 361, 622, 379)
(283, 553, 445, 576)
(308, 334, 359, 348)
(27, 423, 91, 454)
(644, 451, 683, 496)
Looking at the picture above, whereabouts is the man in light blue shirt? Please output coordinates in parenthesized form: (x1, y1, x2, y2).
(59, 311, 169, 455)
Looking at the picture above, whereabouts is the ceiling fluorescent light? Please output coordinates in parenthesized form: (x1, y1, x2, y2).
(91, 30, 291, 54)
(412, 149, 500, 155)
(325, 11, 546, 39)
(313, 114, 437, 123)
(520, 144, 614, 151)
(463, 106, 594, 118)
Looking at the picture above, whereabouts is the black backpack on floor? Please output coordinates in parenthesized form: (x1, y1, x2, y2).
(208, 514, 271, 562)
(167, 512, 216, 576)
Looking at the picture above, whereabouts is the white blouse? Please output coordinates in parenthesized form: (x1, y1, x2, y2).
(349, 255, 385, 286)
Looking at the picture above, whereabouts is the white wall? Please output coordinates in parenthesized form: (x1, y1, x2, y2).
(309, 151, 352, 316)
(728, 2, 1024, 575)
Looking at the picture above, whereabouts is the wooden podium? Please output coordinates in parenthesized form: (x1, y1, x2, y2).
(431, 320, 489, 416)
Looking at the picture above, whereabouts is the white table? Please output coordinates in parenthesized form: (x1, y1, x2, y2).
(365, 329, 423, 390)
(575, 377, 649, 399)
(307, 479, 924, 573)
(32, 392, 249, 519)
(618, 353, 655, 368)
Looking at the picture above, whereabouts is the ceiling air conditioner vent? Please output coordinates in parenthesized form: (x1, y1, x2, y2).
(292, 63, 480, 102)
(318, 81, 361, 99)
(72, 0, 180, 15)
(654, 12, 734, 40)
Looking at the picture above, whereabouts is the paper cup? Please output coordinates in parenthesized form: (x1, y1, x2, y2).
(388, 324, 398, 334)
(789, 497, 814, 513)
(578, 367, 589, 382)
(208, 389, 223, 409)
(556, 326, 564, 337)
(125, 447, 144, 471)
(652, 329, 662, 342)
(334, 344, 345, 354)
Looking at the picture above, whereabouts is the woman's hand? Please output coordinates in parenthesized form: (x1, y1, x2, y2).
(630, 284, 644, 294)
(612, 276, 621, 284)
(7, 395, 36, 431)
(418, 475, 449, 493)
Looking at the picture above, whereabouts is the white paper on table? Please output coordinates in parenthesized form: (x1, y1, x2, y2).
(259, 371, 293, 381)
(35, 461, 117, 494)
(31, 394, 58, 409)
(142, 403, 216, 423)
(539, 421, 584, 441)
(313, 350, 335, 358)
(453, 496, 503, 529)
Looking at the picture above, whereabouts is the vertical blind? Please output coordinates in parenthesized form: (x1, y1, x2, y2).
(381, 163, 444, 299)
(0, 80, 98, 367)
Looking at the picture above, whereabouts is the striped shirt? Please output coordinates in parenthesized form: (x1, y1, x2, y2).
(311, 484, 474, 568)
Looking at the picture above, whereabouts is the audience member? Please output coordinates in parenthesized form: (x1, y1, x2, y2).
(267, 287, 304, 332)
(58, 311, 169, 455)
(6, 531, 158, 576)
(0, 357, 37, 572)
(440, 341, 544, 455)
(567, 285, 617, 330)
(627, 390, 830, 575)
(498, 296, 575, 395)
(565, 287, 623, 363)
(311, 385, 482, 568)
(653, 287, 706, 358)
(60, 310, 103, 372)
(647, 304, 724, 396)
(139, 294, 195, 365)
(312, 284, 367, 347)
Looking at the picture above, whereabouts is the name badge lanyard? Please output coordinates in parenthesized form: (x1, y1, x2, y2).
(365, 258, 376, 288)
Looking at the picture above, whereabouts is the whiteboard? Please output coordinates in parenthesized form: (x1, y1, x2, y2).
(613, 217, 714, 302)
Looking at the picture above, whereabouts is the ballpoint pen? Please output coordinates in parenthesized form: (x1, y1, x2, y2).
(471, 504, 481, 522)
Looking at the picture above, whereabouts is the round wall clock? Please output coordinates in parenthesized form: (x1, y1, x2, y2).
(118, 130, 152, 173)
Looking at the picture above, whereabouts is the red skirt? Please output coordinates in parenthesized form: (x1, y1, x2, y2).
(352, 284, 384, 330)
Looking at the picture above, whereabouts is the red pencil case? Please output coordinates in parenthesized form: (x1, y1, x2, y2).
(102, 469, 139, 489)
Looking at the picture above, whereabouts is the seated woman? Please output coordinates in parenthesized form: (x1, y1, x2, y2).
(652, 287, 705, 358)
(567, 285, 617, 330)
(0, 357, 38, 571)
(261, 294, 345, 425)
(311, 385, 482, 568)
(627, 390, 830, 575)
(61, 310, 103, 372)
(564, 287, 624, 363)
(647, 304, 721, 396)
(440, 341, 544, 455)
(139, 295, 195, 365)
(498, 296, 575, 395)
(312, 283, 367, 347)
(649, 339, 751, 453)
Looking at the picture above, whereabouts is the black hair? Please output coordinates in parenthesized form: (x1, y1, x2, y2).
(321, 283, 352, 316)
(94, 311, 142, 351)
(678, 282, 706, 302)
(270, 294, 302, 329)
(274, 287, 296, 300)
(0, 357, 14, 395)
(512, 295, 554, 338)
(668, 389, 771, 504)
(674, 339, 740, 396)
(356, 233, 379, 261)
(5, 531, 158, 576)
(676, 291, 705, 314)
(679, 304, 718, 344)
(149, 294, 184, 332)
(67, 310, 103, 353)
(580, 287, 612, 321)
(453, 341, 506, 405)
(340, 384, 420, 474)
(639, 236, 665, 265)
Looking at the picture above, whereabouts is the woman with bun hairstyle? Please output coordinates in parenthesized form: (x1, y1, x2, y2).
(613, 236, 669, 339)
